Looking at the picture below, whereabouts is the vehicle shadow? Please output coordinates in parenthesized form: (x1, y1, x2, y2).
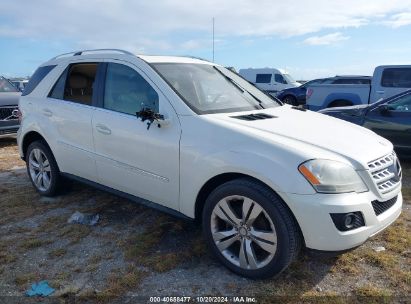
(0, 136, 17, 148)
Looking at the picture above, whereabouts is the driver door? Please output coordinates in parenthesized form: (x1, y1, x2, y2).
(92, 61, 181, 210)
(363, 93, 411, 153)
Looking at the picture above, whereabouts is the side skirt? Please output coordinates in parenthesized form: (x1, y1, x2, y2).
(61, 172, 194, 222)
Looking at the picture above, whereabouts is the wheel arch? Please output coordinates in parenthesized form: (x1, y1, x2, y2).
(21, 131, 50, 159)
(194, 173, 304, 245)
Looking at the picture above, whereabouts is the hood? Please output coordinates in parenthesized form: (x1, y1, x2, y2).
(211, 106, 392, 168)
(0, 92, 21, 107)
(319, 104, 369, 117)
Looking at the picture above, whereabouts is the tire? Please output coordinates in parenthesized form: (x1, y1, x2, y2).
(327, 99, 353, 108)
(282, 95, 298, 106)
(26, 140, 63, 196)
(202, 178, 302, 279)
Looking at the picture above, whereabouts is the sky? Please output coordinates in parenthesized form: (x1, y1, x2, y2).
(1, 0, 411, 80)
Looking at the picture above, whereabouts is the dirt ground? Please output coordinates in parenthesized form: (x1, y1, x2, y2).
(0, 137, 410, 303)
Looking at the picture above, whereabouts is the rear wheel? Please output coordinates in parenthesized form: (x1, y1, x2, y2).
(282, 95, 298, 106)
(202, 178, 301, 279)
(26, 140, 63, 196)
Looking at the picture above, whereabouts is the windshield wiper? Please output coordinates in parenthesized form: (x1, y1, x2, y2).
(213, 66, 265, 109)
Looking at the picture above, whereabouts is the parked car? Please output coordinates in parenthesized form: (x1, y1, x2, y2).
(10, 79, 29, 92)
(239, 68, 300, 95)
(18, 49, 402, 279)
(0, 76, 21, 137)
(320, 89, 411, 156)
(306, 65, 411, 111)
(277, 76, 371, 106)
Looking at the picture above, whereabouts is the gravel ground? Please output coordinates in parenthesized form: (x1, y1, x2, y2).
(0, 137, 410, 303)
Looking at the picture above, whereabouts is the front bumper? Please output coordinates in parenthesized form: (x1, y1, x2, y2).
(280, 189, 402, 251)
(0, 120, 19, 137)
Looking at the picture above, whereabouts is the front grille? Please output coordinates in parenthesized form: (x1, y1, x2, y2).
(0, 106, 18, 121)
(368, 152, 402, 195)
(371, 195, 398, 216)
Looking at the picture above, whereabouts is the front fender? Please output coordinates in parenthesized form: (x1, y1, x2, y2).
(179, 149, 315, 218)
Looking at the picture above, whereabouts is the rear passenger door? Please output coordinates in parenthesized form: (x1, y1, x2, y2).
(92, 60, 181, 210)
(46, 62, 101, 182)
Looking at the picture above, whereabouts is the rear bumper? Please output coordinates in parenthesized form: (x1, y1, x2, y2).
(281, 190, 402, 251)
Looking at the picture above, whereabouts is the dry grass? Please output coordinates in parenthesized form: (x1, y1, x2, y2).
(49, 248, 67, 258)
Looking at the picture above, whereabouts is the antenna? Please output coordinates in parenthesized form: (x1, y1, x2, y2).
(212, 17, 215, 62)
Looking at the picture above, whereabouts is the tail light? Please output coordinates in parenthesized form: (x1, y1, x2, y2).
(12, 108, 22, 123)
(306, 88, 313, 100)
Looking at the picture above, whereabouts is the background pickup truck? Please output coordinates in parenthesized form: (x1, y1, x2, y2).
(306, 65, 411, 111)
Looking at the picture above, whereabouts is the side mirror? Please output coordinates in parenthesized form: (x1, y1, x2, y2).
(136, 108, 170, 130)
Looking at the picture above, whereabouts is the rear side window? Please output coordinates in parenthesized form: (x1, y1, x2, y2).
(49, 63, 98, 105)
(22, 65, 56, 96)
(256, 74, 272, 83)
(381, 68, 411, 88)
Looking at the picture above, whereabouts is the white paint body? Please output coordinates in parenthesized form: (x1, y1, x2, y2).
(18, 52, 402, 252)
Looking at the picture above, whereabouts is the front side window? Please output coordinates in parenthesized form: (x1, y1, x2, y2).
(0, 77, 19, 93)
(103, 63, 159, 115)
(275, 74, 286, 84)
(153, 63, 279, 114)
(256, 74, 272, 83)
(49, 63, 98, 105)
(387, 93, 411, 112)
(381, 68, 411, 88)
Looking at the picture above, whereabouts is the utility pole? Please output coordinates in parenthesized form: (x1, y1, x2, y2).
(212, 17, 215, 62)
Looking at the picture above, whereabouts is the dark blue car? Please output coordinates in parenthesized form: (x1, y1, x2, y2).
(276, 78, 326, 105)
(320, 90, 411, 156)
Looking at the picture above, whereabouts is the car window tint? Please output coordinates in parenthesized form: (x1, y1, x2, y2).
(381, 68, 411, 88)
(275, 74, 286, 84)
(388, 94, 411, 112)
(256, 74, 272, 83)
(103, 63, 159, 115)
(22, 65, 56, 96)
(49, 67, 69, 100)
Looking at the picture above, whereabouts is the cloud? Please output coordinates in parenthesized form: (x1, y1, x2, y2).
(0, 0, 411, 53)
(383, 12, 411, 28)
(303, 32, 350, 45)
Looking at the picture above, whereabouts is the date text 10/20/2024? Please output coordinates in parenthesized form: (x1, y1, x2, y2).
(149, 296, 257, 303)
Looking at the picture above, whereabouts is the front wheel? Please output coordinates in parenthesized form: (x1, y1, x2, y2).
(282, 95, 298, 106)
(202, 178, 302, 279)
(26, 140, 63, 196)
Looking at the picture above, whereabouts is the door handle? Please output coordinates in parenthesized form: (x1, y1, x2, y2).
(96, 124, 111, 135)
(376, 90, 385, 94)
(42, 109, 53, 117)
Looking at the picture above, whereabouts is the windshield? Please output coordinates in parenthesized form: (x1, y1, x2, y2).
(0, 77, 19, 93)
(152, 63, 280, 114)
(283, 74, 296, 84)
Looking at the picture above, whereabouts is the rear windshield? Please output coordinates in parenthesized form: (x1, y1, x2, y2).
(0, 77, 19, 93)
(381, 68, 411, 88)
(22, 65, 56, 96)
(152, 63, 280, 114)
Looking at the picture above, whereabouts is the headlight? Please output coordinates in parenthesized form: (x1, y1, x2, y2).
(298, 159, 368, 193)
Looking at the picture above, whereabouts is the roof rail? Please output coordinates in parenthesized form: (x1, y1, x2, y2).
(50, 49, 135, 60)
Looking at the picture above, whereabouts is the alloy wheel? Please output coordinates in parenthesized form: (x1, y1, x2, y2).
(210, 195, 277, 270)
(28, 148, 52, 192)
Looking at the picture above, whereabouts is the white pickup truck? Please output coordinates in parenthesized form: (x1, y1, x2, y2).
(306, 65, 411, 111)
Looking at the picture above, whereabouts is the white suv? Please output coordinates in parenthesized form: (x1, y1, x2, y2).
(17, 49, 403, 279)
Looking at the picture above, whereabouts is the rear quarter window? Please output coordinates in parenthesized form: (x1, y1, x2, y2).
(22, 65, 56, 96)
